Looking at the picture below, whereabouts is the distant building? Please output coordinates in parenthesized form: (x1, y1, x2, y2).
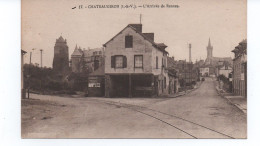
(52, 36, 69, 76)
(103, 24, 169, 97)
(216, 61, 232, 78)
(71, 46, 104, 74)
(205, 38, 232, 67)
(167, 56, 179, 94)
(175, 60, 198, 85)
(231, 39, 247, 97)
(199, 67, 210, 77)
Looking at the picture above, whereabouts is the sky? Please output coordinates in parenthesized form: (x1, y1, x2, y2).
(22, 0, 246, 67)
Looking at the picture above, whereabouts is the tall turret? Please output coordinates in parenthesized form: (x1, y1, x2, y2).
(52, 36, 69, 76)
(71, 44, 83, 73)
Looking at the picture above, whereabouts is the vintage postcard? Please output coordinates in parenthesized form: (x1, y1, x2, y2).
(21, 0, 247, 138)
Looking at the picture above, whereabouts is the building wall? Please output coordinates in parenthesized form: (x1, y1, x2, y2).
(104, 26, 169, 96)
(71, 56, 82, 73)
(200, 67, 209, 76)
(218, 67, 232, 78)
(233, 57, 246, 96)
(105, 27, 154, 74)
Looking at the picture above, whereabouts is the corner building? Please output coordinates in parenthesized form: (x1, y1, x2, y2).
(103, 24, 169, 97)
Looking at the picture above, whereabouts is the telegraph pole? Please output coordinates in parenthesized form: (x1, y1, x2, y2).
(40, 49, 43, 68)
(28, 52, 32, 99)
(40, 49, 43, 94)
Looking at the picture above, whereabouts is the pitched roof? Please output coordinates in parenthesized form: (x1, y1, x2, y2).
(71, 45, 83, 56)
(103, 24, 168, 54)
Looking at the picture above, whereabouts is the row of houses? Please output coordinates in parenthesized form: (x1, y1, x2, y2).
(56, 24, 247, 98)
(70, 24, 182, 97)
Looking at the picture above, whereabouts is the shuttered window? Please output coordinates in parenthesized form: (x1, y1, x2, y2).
(125, 36, 133, 48)
(111, 55, 127, 68)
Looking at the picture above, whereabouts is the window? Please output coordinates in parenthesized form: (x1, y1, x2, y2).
(125, 35, 133, 48)
(115, 56, 123, 68)
(111, 55, 127, 68)
(134, 55, 143, 68)
(156, 56, 158, 69)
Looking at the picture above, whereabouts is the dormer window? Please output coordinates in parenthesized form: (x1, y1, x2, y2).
(125, 35, 133, 48)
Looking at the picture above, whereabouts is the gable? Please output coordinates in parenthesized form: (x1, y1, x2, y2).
(103, 25, 168, 54)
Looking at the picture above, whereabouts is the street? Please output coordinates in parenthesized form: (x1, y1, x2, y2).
(21, 78, 246, 138)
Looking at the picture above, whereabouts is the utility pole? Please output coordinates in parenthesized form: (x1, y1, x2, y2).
(188, 43, 192, 85)
(40, 49, 43, 94)
(28, 52, 32, 99)
(40, 49, 43, 68)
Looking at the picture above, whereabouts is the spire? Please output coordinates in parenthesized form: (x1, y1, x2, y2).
(75, 44, 78, 50)
(208, 37, 211, 47)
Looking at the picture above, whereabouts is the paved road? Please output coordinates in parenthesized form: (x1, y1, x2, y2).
(22, 78, 246, 138)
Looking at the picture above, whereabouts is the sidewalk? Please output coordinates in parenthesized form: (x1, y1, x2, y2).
(216, 86, 247, 114)
(225, 96, 247, 114)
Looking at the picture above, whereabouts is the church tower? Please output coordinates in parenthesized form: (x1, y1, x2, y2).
(52, 36, 69, 76)
(207, 38, 213, 59)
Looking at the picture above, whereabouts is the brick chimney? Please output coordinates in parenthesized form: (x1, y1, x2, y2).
(129, 24, 142, 33)
(143, 33, 154, 42)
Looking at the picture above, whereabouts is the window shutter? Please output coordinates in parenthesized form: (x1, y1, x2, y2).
(123, 56, 127, 68)
(111, 56, 115, 68)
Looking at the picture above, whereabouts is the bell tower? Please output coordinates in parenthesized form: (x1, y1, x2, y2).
(207, 38, 213, 59)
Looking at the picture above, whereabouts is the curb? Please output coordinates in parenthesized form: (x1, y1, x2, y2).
(215, 86, 247, 114)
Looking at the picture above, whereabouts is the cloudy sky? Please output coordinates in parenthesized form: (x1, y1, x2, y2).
(22, 0, 246, 67)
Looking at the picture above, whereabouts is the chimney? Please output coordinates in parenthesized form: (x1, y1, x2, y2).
(129, 24, 142, 33)
(143, 33, 154, 42)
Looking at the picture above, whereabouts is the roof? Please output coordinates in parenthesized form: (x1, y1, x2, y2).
(21, 50, 27, 54)
(103, 24, 168, 54)
(83, 48, 103, 57)
(211, 57, 232, 62)
(156, 43, 168, 50)
(71, 45, 83, 56)
(219, 61, 232, 69)
(232, 39, 247, 53)
(89, 65, 105, 76)
(56, 36, 66, 43)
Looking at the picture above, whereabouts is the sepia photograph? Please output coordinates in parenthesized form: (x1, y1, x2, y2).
(21, 0, 247, 138)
